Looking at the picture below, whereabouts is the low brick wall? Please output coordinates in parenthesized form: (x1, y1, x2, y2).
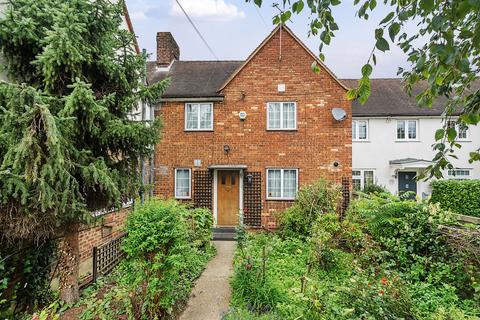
(78, 206, 130, 262)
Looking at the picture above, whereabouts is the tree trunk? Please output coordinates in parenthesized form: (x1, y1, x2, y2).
(58, 224, 80, 304)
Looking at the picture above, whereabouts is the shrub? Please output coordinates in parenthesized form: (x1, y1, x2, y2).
(79, 200, 214, 319)
(184, 207, 214, 250)
(362, 183, 389, 194)
(278, 179, 341, 239)
(431, 180, 480, 217)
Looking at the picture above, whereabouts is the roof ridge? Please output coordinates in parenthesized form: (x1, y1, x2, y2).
(147, 60, 244, 63)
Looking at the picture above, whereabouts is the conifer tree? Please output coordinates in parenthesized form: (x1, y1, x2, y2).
(0, 0, 168, 302)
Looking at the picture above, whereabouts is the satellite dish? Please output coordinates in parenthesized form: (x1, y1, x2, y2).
(332, 108, 347, 121)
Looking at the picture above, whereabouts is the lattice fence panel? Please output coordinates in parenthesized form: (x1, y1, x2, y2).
(93, 233, 127, 282)
(193, 170, 212, 209)
(340, 176, 350, 221)
(243, 171, 262, 227)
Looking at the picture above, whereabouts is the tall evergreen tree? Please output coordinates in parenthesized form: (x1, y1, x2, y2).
(0, 0, 168, 302)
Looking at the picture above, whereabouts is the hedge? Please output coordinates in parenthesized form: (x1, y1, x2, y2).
(430, 180, 480, 217)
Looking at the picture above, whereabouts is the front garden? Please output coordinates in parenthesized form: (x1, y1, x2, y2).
(226, 181, 480, 319)
(35, 200, 215, 320)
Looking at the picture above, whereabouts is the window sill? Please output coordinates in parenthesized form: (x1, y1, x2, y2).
(266, 198, 296, 201)
(395, 139, 420, 142)
(184, 129, 214, 132)
(175, 196, 192, 200)
(266, 129, 298, 132)
(353, 139, 370, 142)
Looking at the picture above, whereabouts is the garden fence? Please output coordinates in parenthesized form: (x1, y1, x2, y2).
(92, 233, 127, 282)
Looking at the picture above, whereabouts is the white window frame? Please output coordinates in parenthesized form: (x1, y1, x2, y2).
(447, 169, 471, 180)
(447, 120, 469, 141)
(184, 103, 214, 131)
(396, 120, 418, 141)
(352, 169, 375, 190)
(174, 168, 192, 199)
(266, 168, 299, 200)
(266, 102, 297, 131)
(352, 119, 369, 141)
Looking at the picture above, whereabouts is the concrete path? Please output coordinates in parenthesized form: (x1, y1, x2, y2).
(180, 241, 236, 320)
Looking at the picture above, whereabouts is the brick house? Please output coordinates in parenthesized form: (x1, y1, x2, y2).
(148, 26, 352, 228)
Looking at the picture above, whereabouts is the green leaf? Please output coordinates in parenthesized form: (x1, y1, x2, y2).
(388, 23, 400, 42)
(375, 37, 390, 52)
(346, 89, 357, 100)
(292, 1, 304, 14)
(379, 12, 395, 25)
(419, 0, 434, 11)
(361, 64, 373, 77)
(446, 127, 457, 142)
(435, 129, 444, 141)
(320, 31, 331, 45)
(281, 11, 292, 22)
(372, 53, 377, 65)
(254, 0, 263, 7)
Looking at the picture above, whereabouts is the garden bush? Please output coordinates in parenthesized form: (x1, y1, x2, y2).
(277, 179, 341, 239)
(362, 183, 389, 195)
(78, 200, 215, 319)
(227, 190, 480, 320)
(431, 179, 480, 217)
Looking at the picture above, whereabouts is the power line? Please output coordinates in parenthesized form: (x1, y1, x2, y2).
(254, 4, 269, 29)
(175, 0, 218, 60)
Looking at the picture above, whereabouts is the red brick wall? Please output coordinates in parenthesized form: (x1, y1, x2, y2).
(78, 207, 130, 261)
(154, 28, 352, 228)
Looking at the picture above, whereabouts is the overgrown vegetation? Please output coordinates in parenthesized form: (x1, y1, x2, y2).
(227, 182, 480, 319)
(52, 200, 215, 319)
(431, 179, 480, 217)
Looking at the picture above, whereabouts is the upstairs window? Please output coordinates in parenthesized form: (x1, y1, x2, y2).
(352, 120, 368, 140)
(267, 102, 296, 130)
(175, 168, 191, 199)
(397, 120, 418, 140)
(185, 103, 213, 131)
(447, 169, 471, 180)
(447, 120, 469, 141)
(266, 169, 298, 200)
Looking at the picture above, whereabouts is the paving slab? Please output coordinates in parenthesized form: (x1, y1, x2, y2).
(179, 241, 236, 320)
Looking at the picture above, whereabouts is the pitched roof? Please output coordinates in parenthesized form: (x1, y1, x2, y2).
(147, 60, 243, 99)
(343, 79, 466, 117)
(147, 64, 477, 118)
(218, 25, 349, 92)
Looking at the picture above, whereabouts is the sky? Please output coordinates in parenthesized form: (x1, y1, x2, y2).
(125, 0, 413, 79)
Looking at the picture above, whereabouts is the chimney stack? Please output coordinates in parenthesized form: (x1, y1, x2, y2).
(156, 32, 180, 66)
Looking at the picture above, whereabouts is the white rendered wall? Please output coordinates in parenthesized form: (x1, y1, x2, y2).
(353, 116, 480, 197)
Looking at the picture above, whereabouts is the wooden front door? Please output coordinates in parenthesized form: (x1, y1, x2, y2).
(217, 170, 240, 226)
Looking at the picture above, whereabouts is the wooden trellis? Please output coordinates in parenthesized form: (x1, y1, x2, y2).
(92, 233, 127, 282)
(340, 176, 350, 220)
(243, 171, 262, 227)
(193, 170, 212, 209)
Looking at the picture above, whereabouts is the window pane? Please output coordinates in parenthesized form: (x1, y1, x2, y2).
(283, 170, 297, 198)
(408, 121, 417, 139)
(268, 103, 281, 129)
(358, 121, 367, 139)
(176, 169, 190, 197)
(267, 170, 281, 198)
(199, 104, 212, 129)
(352, 170, 361, 176)
(364, 171, 374, 187)
(352, 178, 361, 191)
(282, 103, 295, 129)
(458, 125, 468, 139)
(352, 121, 357, 140)
(397, 121, 405, 139)
(186, 104, 198, 129)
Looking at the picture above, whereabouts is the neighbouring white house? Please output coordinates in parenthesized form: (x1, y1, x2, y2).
(344, 79, 480, 198)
